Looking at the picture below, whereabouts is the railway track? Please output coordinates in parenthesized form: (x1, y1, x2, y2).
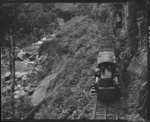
(83, 91, 120, 120)
(24, 27, 120, 120)
(81, 27, 121, 120)
(75, 27, 119, 120)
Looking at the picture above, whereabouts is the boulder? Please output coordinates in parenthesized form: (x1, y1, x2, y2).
(22, 53, 30, 60)
(17, 49, 30, 61)
(15, 57, 24, 61)
(36, 41, 43, 45)
(4, 72, 11, 81)
(38, 54, 48, 65)
(15, 72, 27, 79)
(14, 89, 26, 98)
(26, 61, 36, 67)
(22, 74, 28, 81)
(14, 94, 19, 99)
(15, 85, 18, 90)
(51, 34, 56, 38)
(5, 80, 11, 84)
(15, 72, 29, 82)
(17, 84, 22, 88)
(31, 73, 58, 106)
(28, 54, 37, 61)
(28, 87, 35, 96)
(41, 37, 47, 41)
(2, 85, 11, 93)
(25, 86, 30, 92)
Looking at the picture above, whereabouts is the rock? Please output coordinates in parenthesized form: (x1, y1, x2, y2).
(36, 41, 43, 45)
(14, 95, 19, 99)
(17, 84, 22, 88)
(20, 86, 24, 90)
(28, 54, 36, 61)
(20, 90, 26, 96)
(15, 86, 18, 90)
(38, 54, 48, 64)
(22, 53, 30, 60)
(51, 34, 56, 38)
(26, 61, 36, 67)
(28, 87, 35, 96)
(25, 86, 30, 91)
(15, 72, 23, 78)
(31, 73, 58, 106)
(41, 37, 47, 41)
(15, 57, 24, 61)
(4, 72, 11, 81)
(14, 89, 26, 98)
(2, 86, 11, 93)
(15, 72, 28, 79)
(14, 91, 20, 98)
(22, 75, 27, 81)
(5, 80, 11, 84)
(17, 49, 30, 61)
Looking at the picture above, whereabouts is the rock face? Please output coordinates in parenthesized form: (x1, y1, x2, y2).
(17, 49, 30, 61)
(112, 1, 148, 121)
(126, 49, 147, 120)
(31, 73, 58, 106)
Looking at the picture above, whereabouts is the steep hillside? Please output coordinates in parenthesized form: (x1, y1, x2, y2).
(1, 2, 148, 121)
(33, 16, 101, 119)
(31, 1, 148, 120)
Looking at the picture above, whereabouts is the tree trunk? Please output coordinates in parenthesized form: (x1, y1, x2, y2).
(9, 34, 16, 119)
(9, 45, 12, 75)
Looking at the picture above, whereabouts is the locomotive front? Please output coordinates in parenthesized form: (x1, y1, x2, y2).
(93, 51, 121, 102)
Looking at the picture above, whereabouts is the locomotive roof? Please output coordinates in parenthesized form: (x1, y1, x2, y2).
(98, 51, 116, 64)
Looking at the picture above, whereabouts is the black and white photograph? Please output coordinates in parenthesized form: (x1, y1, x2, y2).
(1, 0, 149, 121)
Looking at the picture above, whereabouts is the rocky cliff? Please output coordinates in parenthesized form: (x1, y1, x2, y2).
(112, 1, 148, 121)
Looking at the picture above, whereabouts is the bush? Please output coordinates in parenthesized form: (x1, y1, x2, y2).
(1, 95, 33, 120)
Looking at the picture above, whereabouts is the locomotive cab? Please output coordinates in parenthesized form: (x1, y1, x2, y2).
(98, 62, 117, 87)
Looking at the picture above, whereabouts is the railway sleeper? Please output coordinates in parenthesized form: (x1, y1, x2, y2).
(91, 93, 97, 97)
(88, 102, 96, 106)
(95, 114, 106, 119)
(96, 111, 106, 114)
(87, 107, 95, 111)
(91, 99, 97, 102)
(91, 97, 97, 101)
(106, 114, 116, 119)
(107, 109, 116, 113)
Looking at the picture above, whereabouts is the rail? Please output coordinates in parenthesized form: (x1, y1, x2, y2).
(82, 28, 120, 120)
(23, 27, 118, 120)
(82, 91, 120, 120)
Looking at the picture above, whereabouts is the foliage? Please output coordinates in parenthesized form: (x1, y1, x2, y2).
(1, 94, 33, 120)
(33, 14, 100, 119)
(1, 3, 59, 49)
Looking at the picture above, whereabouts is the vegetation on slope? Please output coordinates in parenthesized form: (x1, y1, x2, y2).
(34, 16, 100, 119)
(112, 1, 148, 121)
